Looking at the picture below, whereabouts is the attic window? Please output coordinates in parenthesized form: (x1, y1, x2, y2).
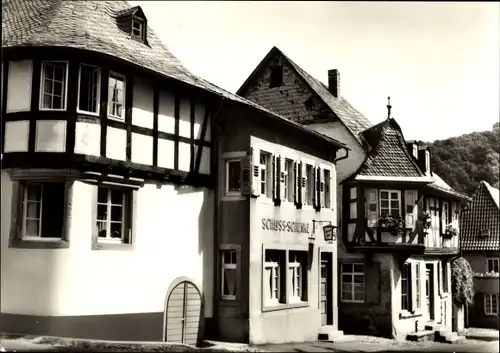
(304, 98, 314, 111)
(480, 228, 490, 237)
(132, 17, 144, 39)
(269, 66, 283, 88)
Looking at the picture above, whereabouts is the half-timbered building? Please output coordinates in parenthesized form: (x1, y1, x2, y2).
(237, 46, 471, 342)
(1, 0, 348, 346)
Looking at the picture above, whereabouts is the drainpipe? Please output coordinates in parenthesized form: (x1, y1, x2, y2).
(334, 147, 349, 163)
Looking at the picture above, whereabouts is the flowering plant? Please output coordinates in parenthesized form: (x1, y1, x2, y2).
(444, 223, 458, 237)
(378, 214, 405, 236)
(421, 211, 432, 230)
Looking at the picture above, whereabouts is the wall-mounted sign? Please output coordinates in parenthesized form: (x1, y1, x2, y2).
(261, 218, 311, 234)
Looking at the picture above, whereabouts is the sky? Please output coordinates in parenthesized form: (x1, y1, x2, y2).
(130, 1, 499, 142)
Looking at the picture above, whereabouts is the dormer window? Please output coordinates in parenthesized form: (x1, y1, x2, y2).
(412, 145, 418, 159)
(269, 66, 283, 88)
(132, 17, 144, 39)
(425, 150, 430, 174)
(480, 228, 490, 237)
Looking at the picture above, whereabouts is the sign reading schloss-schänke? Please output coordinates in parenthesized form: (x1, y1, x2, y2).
(261, 218, 311, 234)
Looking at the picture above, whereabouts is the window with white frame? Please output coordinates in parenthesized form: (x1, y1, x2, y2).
(21, 182, 66, 240)
(264, 249, 285, 305)
(442, 202, 449, 227)
(401, 263, 410, 311)
(341, 263, 365, 302)
(284, 158, 294, 202)
(96, 186, 131, 244)
(108, 72, 126, 120)
(487, 257, 499, 273)
(40, 62, 67, 110)
(288, 251, 306, 303)
(132, 17, 144, 38)
(306, 164, 314, 205)
(221, 250, 237, 300)
(425, 150, 430, 173)
(225, 159, 241, 195)
(259, 152, 271, 197)
(485, 294, 498, 316)
(78, 64, 101, 114)
(416, 263, 421, 308)
(380, 190, 401, 218)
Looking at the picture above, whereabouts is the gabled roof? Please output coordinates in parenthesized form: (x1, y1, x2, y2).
(1, 0, 347, 150)
(352, 118, 427, 179)
(461, 181, 500, 251)
(237, 46, 372, 145)
(115, 5, 143, 18)
(426, 173, 471, 201)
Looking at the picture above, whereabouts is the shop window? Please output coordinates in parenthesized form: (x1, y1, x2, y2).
(288, 251, 307, 303)
(221, 250, 237, 300)
(485, 294, 499, 316)
(487, 257, 499, 273)
(96, 186, 132, 245)
(225, 159, 241, 195)
(341, 263, 365, 303)
(264, 249, 286, 306)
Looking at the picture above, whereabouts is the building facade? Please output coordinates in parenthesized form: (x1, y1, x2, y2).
(237, 46, 470, 341)
(461, 181, 499, 329)
(1, 1, 347, 346)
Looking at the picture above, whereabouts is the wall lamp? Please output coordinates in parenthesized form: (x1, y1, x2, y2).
(310, 220, 337, 244)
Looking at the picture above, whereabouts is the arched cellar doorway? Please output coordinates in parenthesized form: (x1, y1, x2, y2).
(163, 277, 203, 345)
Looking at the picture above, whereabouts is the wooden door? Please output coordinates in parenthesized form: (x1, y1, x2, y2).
(165, 281, 202, 345)
(320, 260, 328, 326)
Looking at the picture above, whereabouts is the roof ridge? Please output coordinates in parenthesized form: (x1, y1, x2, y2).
(481, 180, 500, 209)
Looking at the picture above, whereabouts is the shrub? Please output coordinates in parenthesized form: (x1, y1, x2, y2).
(451, 257, 474, 306)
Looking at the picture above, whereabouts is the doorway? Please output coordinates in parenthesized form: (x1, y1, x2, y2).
(320, 252, 333, 326)
(164, 279, 202, 345)
(425, 264, 434, 321)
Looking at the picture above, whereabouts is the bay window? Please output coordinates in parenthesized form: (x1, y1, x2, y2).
(380, 190, 401, 217)
(40, 61, 68, 110)
(78, 63, 101, 115)
(108, 72, 126, 120)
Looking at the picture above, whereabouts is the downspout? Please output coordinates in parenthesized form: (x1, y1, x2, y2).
(211, 96, 225, 340)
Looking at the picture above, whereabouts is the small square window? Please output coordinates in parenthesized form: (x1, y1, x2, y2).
(226, 160, 241, 195)
(269, 66, 283, 88)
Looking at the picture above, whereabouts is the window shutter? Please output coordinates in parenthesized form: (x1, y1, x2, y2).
(437, 261, 442, 295)
(280, 156, 286, 202)
(366, 261, 380, 304)
(240, 155, 252, 196)
(366, 188, 378, 228)
(301, 162, 307, 206)
(294, 161, 301, 205)
(312, 166, 317, 208)
(405, 190, 418, 229)
(451, 202, 457, 226)
(409, 263, 415, 312)
(250, 146, 260, 197)
(272, 154, 278, 201)
(124, 190, 136, 244)
(329, 172, 335, 210)
(319, 168, 325, 209)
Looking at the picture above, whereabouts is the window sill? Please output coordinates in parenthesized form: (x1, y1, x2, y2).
(484, 313, 498, 317)
(262, 301, 309, 312)
(399, 310, 423, 319)
(302, 205, 314, 211)
(77, 109, 100, 117)
(256, 196, 274, 206)
(9, 238, 69, 249)
(222, 194, 246, 202)
(92, 242, 133, 251)
(340, 299, 365, 304)
(39, 107, 67, 112)
(107, 115, 126, 123)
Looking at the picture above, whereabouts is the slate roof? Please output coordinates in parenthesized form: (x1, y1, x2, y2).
(237, 46, 372, 145)
(426, 172, 471, 200)
(461, 181, 500, 251)
(1, 0, 346, 150)
(353, 118, 426, 178)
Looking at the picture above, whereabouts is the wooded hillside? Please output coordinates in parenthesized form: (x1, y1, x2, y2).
(425, 122, 499, 196)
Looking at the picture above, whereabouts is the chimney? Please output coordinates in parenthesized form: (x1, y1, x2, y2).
(328, 69, 340, 98)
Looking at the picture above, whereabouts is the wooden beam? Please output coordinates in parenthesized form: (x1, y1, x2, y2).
(194, 106, 210, 174)
(152, 87, 159, 167)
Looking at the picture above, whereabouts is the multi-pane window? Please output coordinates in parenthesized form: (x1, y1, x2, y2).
(485, 294, 499, 316)
(487, 257, 499, 273)
(264, 250, 283, 305)
(284, 159, 294, 202)
(260, 152, 271, 197)
(380, 190, 401, 217)
(226, 160, 241, 195)
(416, 263, 421, 308)
(441, 260, 449, 292)
(341, 263, 365, 302)
(108, 72, 126, 120)
(401, 263, 410, 311)
(132, 17, 144, 38)
(40, 62, 67, 110)
(96, 186, 130, 244)
(221, 250, 237, 300)
(78, 64, 101, 114)
(21, 182, 65, 240)
(288, 252, 305, 303)
(306, 164, 313, 205)
(442, 202, 449, 226)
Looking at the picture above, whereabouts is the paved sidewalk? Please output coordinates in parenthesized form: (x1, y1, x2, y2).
(464, 327, 499, 341)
